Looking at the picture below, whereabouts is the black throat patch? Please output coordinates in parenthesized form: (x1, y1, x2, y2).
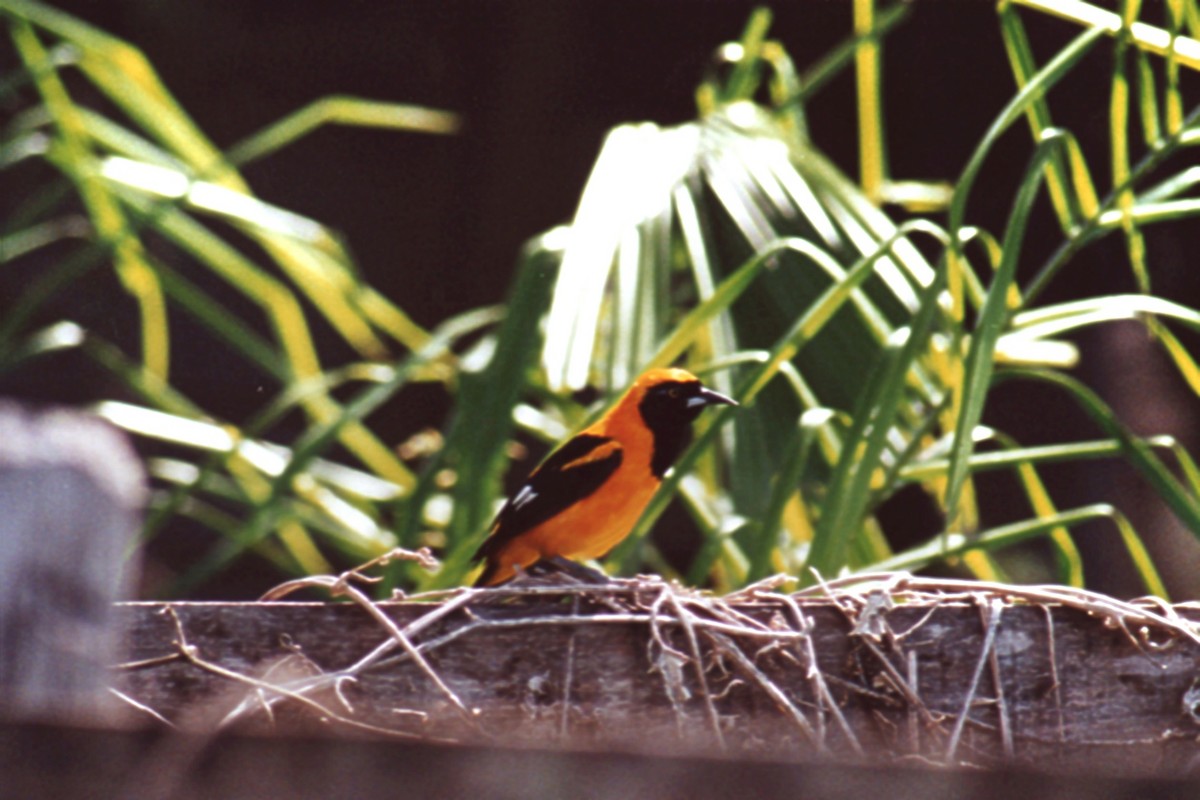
(637, 381, 702, 478)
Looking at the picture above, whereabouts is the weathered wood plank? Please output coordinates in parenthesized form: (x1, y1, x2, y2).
(114, 586, 1200, 776)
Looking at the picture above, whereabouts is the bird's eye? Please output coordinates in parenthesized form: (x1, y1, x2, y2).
(667, 386, 682, 399)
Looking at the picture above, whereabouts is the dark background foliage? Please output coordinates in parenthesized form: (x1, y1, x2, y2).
(5, 1, 1199, 598)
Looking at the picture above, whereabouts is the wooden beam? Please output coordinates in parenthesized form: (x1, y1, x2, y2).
(114, 580, 1200, 776)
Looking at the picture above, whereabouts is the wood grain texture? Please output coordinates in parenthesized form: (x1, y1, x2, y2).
(115, 591, 1200, 776)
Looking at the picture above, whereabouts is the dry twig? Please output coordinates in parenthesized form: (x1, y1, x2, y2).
(115, 564, 1200, 772)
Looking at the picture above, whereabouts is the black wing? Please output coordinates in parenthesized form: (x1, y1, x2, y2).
(472, 434, 623, 562)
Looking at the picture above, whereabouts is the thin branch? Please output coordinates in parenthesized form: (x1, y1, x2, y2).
(775, 591, 863, 755)
(559, 596, 580, 741)
(945, 597, 1003, 762)
(984, 600, 1013, 759)
(704, 628, 819, 747)
(1042, 604, 1066, 746)
(108, 687, 178, 728)
(161, 606, 435, 740)
(659, 584, 727, 750)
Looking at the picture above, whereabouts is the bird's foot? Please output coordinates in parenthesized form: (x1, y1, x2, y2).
(523, 555, 613, 586)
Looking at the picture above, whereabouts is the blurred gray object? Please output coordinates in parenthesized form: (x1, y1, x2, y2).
(0, 403, 144, 722)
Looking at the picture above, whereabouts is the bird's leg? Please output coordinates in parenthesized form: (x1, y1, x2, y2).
(527, 555, 613, 585)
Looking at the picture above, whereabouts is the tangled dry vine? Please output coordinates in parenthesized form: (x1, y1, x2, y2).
(114, 550, 1200, 771)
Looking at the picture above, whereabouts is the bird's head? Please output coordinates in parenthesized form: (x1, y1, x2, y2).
(620, 368, 737, 477)
(630, 367, 737, 425)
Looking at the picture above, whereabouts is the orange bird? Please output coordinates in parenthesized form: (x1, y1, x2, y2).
(472, 367, 736, 586)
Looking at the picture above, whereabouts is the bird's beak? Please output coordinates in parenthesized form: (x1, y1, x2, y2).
(687, 386, 738, 409)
